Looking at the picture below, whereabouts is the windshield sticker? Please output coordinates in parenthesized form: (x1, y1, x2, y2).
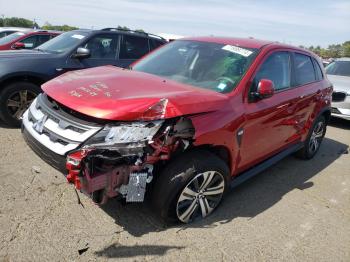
(217, 82, 227, 90)
(71, 34, 85, 40)
(222, 45, 253, 57)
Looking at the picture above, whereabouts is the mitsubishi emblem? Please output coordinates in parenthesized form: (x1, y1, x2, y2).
(33, 115, 48, 134)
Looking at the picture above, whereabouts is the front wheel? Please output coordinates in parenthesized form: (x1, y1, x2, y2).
(0, 82, 40, 127)
(296, 115, 326, 159)
(151, 150, 230, 224)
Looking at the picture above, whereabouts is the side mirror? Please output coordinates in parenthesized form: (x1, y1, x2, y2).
(12, 42, 25, 49)
(72, 47, 91, 59)
(252, 79, 274, 100)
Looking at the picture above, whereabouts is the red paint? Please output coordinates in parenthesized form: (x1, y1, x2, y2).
(0, 31, 60, 50)
(42, 66, 229, 121)
(44, 37, 332, 180)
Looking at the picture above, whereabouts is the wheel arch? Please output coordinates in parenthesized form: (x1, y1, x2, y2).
(0, 73, 47, 92)
(189, 144, 232, 173)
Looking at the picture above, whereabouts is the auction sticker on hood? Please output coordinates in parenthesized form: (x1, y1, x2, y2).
(222, 45, 253, 57)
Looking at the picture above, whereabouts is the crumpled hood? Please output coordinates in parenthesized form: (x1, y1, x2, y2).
(42, 66, 229, 121)
(327, 74, 350, 93)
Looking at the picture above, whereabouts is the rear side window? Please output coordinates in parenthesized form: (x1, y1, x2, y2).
(120, 35, 149, 59)
(294, 53, 316, 85)
(37, 35, 51, 46)
(253, 51, 291, 91)
(312, 58, 323, 81)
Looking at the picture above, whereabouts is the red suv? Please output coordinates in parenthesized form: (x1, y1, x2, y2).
(0, 30, 60, 50)
(22, 37, 332, 223)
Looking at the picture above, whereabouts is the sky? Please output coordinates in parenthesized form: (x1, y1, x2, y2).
(0, 0, 349, 47)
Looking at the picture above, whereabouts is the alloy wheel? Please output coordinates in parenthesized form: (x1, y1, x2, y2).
(176, 171, 225, 223)
(6, 90, 37, 120)
(309, 121, 324, 154)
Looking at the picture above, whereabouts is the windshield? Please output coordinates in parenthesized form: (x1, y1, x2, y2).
(133, 40, 258, 93)
(0, 32, 26, 45)
(326, 61, 350, 77)
(37, 31, 89, 54)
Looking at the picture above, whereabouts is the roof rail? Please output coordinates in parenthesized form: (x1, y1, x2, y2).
(101, 28, 166, 41)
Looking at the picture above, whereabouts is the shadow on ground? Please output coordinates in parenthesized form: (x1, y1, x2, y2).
(329, 117, 350, 130)
(0, 119, 17, 129)
(94, 244, 184, 258)
(99, 136, 348, 245)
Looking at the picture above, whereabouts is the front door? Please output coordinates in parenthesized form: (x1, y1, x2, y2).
(238, 50, 299, 170)
(79, 33, 119, 68)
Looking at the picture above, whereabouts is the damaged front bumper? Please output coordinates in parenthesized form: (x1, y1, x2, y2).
(22, 94, 194, 204)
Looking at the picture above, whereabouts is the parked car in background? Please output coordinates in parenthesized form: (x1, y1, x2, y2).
(0, 27, 31, 38)
(0, 30, 60, 50)
(326, 57, 350, 120)
(22, 37, 332, 223)
(0, 28, 167, 126)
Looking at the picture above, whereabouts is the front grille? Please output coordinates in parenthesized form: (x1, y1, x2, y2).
(332, 92, 346, 102)
(22, 94, 102, 156)
(22, 127, 67, 173)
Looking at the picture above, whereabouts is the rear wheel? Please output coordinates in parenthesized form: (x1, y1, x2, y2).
(152, 150, 230, 224)
(296, 115, 326, 159)
(0, 82, 40, 127)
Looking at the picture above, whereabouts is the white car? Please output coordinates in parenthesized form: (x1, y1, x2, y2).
(0, 27, 31, 38)
(326, 57, 350, 120)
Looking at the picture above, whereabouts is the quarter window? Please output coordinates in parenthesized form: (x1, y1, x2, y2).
(149, 38, 164, 50)
(294, 53, 316, 85)
(313, 58, 323, 81)
(253, 51, 291, 92)
(120, 35, 149, 59)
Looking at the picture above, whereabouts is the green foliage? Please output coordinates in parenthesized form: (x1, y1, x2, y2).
(0, 16, 77, 31)
(41, 22, 78, 31)
(307, 42, 350, 58)
(117, 25, 130, 31)
(0, 17, 35, 28)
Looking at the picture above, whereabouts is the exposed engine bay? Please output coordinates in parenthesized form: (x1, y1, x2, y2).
(22, 93, 195, 204)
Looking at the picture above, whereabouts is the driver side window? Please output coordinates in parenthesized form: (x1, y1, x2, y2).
(252, 51, 291, 92)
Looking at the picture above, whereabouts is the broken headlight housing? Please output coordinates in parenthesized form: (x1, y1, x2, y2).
(83, 120, 164, 149)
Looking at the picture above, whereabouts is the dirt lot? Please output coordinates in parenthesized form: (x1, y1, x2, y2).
(0, 118, 349, 262)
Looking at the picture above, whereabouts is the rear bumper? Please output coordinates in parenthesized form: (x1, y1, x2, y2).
(22, 125, 67, 173)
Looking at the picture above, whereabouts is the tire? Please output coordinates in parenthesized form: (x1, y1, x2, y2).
(151, 149, 230, 224)
(296, 115, 326, 159)
(0, 82, 41, 127)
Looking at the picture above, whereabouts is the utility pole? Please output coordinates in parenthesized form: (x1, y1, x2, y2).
(1, 14, 5, 27)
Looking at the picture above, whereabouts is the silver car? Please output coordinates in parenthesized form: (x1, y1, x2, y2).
(326, 57, 350, 120)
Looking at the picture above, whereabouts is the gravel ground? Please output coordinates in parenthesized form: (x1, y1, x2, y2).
(0, 118, 349, 262)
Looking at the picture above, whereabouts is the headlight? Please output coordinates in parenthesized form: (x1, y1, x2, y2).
(83, 120, 163, 148)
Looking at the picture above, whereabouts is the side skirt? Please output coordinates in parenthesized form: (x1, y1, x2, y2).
(230, 142, 304, 189)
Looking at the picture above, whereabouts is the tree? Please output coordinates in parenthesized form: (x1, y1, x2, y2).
(117, 25, 130, 31)
(342, 41, 350, 57)
(0, 17, 34, 28)
(41, 22, 78, 31)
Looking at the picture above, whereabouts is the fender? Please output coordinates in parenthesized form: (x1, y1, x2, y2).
(0, 72, 49, 90)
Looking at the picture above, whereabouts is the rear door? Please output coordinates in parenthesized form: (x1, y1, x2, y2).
(289, 52, 322, 136)
(238, 50, 300, 170)
(117, 34, 150, 68)
(79, 33, 119, 68)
